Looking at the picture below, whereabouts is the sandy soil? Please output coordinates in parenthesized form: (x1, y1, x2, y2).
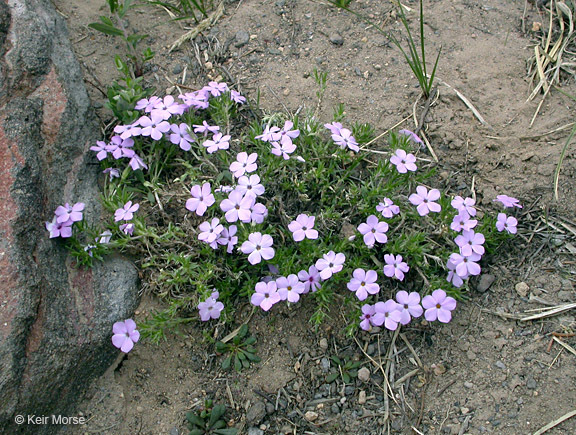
(51, 0, 576, 433)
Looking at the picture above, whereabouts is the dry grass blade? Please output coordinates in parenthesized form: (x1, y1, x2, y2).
(434, 77, 489, 127)
(169, 2, 224, 52)
(552, 336, 576, 357)
(520, 302, 576, 321)
(532, 409, 576, 435)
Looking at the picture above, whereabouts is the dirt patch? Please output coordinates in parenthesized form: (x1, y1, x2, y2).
(52, 0, 576, 433)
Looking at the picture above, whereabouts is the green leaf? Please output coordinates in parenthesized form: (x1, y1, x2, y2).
(342, 372, 351, 384)
(212, 420, 227, 430)
(241, 357, 250, 369)
(189, 430, 205, 435)
(237, 350, 246, 361)
(215, 429, 239, 435)
(326, 372, 339, 383)
(208, 404, 227, 428)
(186, 412, 206, 429)
(245, 352, 261, 363)
(99, 16, 116, 27)
(215, 341, 228, 353)
(234, 355, 242, 372)
(222, 356, 231, 370)
(238, 324, 249, 338)
(244, 336, 256, 346)
(88, 22, 124, 37)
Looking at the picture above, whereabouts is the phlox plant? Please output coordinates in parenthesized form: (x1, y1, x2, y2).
(46, 77, 521, 345)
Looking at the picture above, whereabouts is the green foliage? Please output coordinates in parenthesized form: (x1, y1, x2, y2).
(215, 324, 261, 372)
(148, 0, 212, 23)
(89, 0, 155, 78)
(325, 355, 362, 384)
(186, 400, 237, 435)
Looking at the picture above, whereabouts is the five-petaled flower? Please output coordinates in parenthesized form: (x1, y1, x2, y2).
(376, 198, 400, 218)
(383, 254, 410, 281)
(358, 215, 389, 247)
(288, 214, 319, 242)
(169, 123, 194, 151)
(390, 149, 417, 173)
(186, 183, 215, 216)
(455, 230, 485, 257)
(55, 202, 85, 224)
(494, 195, 522, 209)
(395, 291, 423, 325)
(115, 201, 140, 222)
(220, 190, 254, 223)
(347, 269, 380, 301)
(112, 319, 140, 353)
(203, 133, 231, 154)
(448, 252, 482, 278)
(241, 232, 275, 265)
(422, 289, 457, 323)
(409, 186, 441, 216)
(236, 174, 265, 199)
(251, 281, 281, 311)
(198, 218, 224, 245)
(359, 304, 378, 331)
(451, 196, 477, 216)
(496, 213, 518, 234)
(373, 300, 402, 331)
(198, 291, 224, 321)
(276, 274, 305, 303)
(298, 266, 322, 293)
(229, 152, 258, 178)
(332, 128, 359, 152)
(315, 251, 346, 280)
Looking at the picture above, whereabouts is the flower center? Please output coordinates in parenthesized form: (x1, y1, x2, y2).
(404, 304, 409, 309)
(287, 286, 292, 291)
(361, 282, 366, 287)
(256, 245, 261, 251)
(436, 303, 441, 309)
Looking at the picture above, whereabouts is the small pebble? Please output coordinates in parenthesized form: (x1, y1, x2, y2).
(136, 406, 144, 413)
(319, 338, 328, 351)
(357, 367, 370, 382)
(477, 274, 495, 293)
(495, 361, 506, 370)
(320, 357, 330, 373)
(464, 381, 474, 389)
(331, 403, 340, 414)
(172, 64, 183, 74)
(329, 32, 344, 45)
(282, 89, 290, 96)
(358, 390, 367, 405)
(304, 411, 318, 422)
(515, 282, 529, 297)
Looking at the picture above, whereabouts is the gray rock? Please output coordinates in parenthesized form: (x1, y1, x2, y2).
(0, 1, 139, 433)
(495, 361, 506, 370)
(321, 357, 330, 373)
(477, 274, 495, 292)
(329, 32, 344, 45)
(172, 64, 183, 74)
(247, 428, 264, 435)
(357, 367, 371, 382)
(246, 401, 266, 424)
(234, 30, 250, 48)
(526, 377, 537, 390)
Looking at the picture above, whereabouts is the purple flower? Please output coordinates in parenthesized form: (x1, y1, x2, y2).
(315, 251, 346, 280)
(251, 202, 268, 224)
(332, 128, 359, 152)
(139, 113, 171, 141)
(97, 230, 112, 244)
(151, 95, 186, 120)
(217, 225, 238, 254)
(383, 254, 410, 281)
(359, 304, 377, 331)
(455, 230, 485, 257)
(390, 149, 417, 173)
(114, 201, 139, 222)
(179, 90, 210, 110)
(198, 294, 224, 321)
(108, 135, 135, 160)
(236, 174, 265, 199)
(135, 96, 161, 112)
(198, 218, 224, 245)
(111, 319, 140, 353)
(90, 141, 111, 160)
(449, 252, 481, 278)
(45, 217, 73, 238)
(298, 266, 322, 293)
(277, 121, 300, 145)
(203, 133, 230, 154)
(451, 196, 476, 216)
(203, 81, 229, 97)
(422, 289, 457, 323)
(494, 194, 522, 209)
(357, 215, 389, 247)
(496, 213, 518, 234)
(114, 121, 142, 140)
(241, 232, 275, 265)
(409, 186, 441, 216)
(276, 274, 305, 303)
(128, 154, 148, 171)
(230, 90, 246, 104)
(376, 198, 400, 218)
(251, 281, 281, 311)
(186, 182, 215, 216)
(324, 121, 343, 135)
(446, 258, 465, 287)
(288, 214, 319, 241)
(395, 291, 423, 325)
(270, 140, 296, 159)
(220, 190, 254, 223)
(256, 125, 281, 142)
(169, 123, 194, 151)
(229, 152, 258, 178)
(373, 300, 402, 331)
(193, 121, 220, 136)
(120, 223, 134, 236)
(55, 202, 85, 223)
(450, 210, 477, 232)
(347, 269, 380, 301)
(103, 167, 120, 180)
(398, 129, 424, 146)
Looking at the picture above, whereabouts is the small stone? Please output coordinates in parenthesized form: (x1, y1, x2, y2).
(464, 381, 474, 389)
(357, 367, 370, 382)
(320, 357, 330, 373)
(304, 411, 318, 422)
(495, 361, 506, 370)
(374, 64, 382, 70)
(319, 338, 328, 351)
(268, 48, 282, 56)
(247, 428, 264, 435)
(266, 402, 275, 414)
(329, 32, 344, 45)
(246, 401, 266, 424)
(169, 427, 179, 435)
(526, 377, 537, 390)
(460, 407, 470, 415)
(358, 390, 367, 405)
(136, 406, 144, 413)
(344, 385, 355, 396)
(477, 274, 495, 293)
(515, 282, 529, 297)
(282, 89, 290, 96)
(205, 61, 213, 70)
(172, 64, 183, 74)
(331, 403, 340, 414)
